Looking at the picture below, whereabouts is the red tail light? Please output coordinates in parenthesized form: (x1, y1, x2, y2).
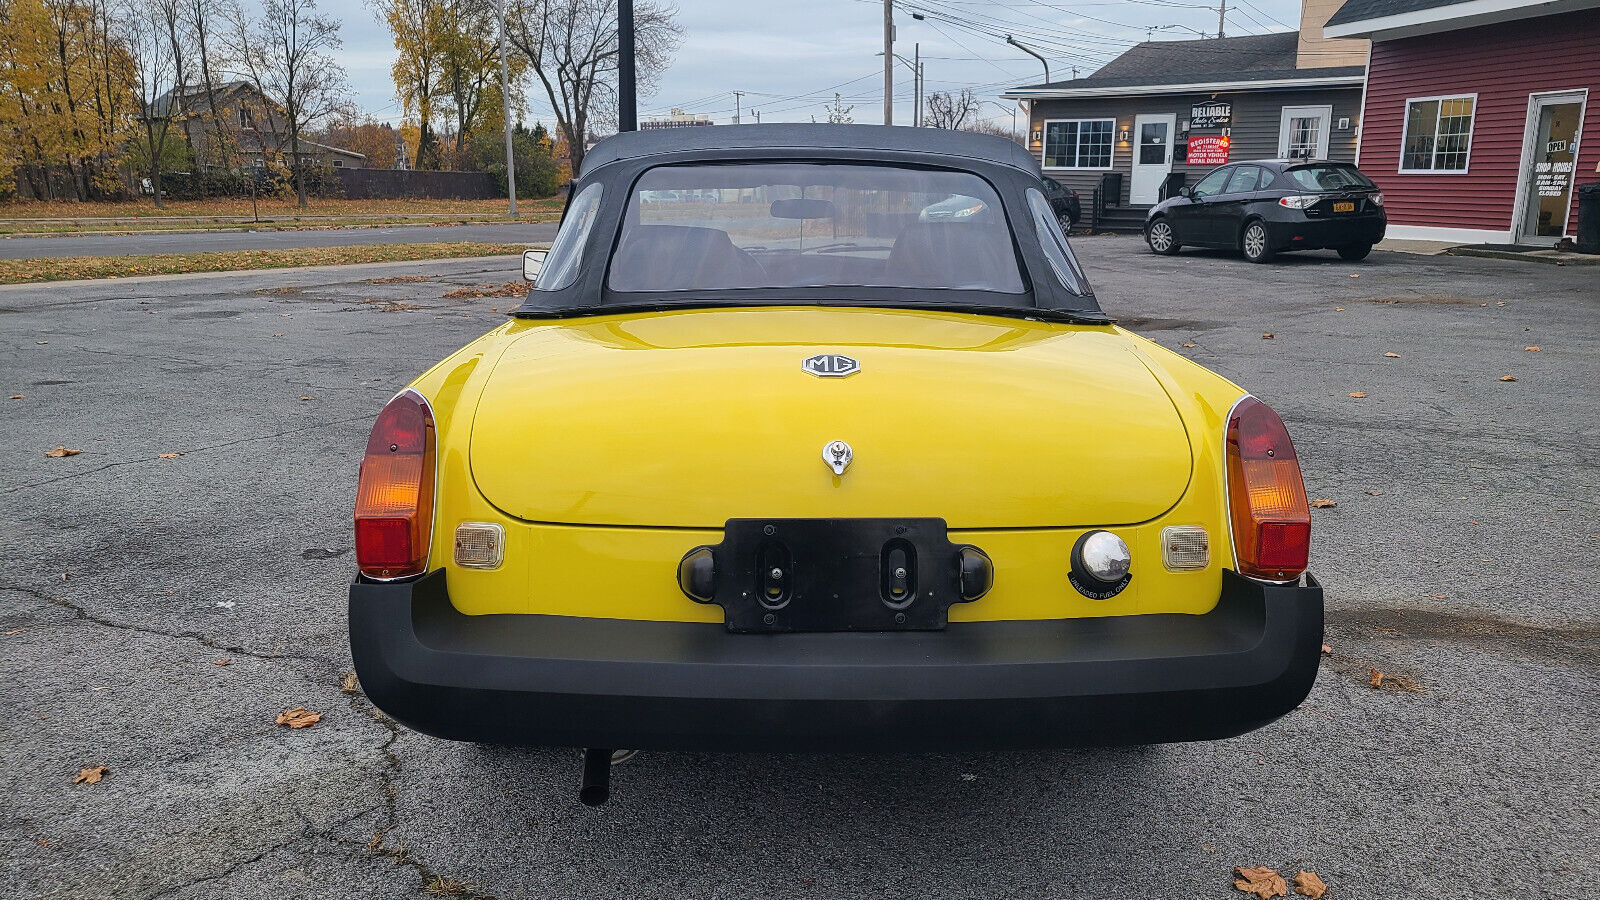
(355, 390, 436, 580)
(1225, 396, 1310, 581)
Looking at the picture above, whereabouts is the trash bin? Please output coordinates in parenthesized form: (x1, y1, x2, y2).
(1098, 172, 1123, 208)
(1577, 182, 1600, 254)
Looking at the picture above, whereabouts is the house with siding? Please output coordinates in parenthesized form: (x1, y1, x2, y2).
(1324, 0, 1600, 245)
(1001, 2, 1368, 225)
(146, 82, 367, 171)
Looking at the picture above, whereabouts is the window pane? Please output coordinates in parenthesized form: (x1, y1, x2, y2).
(1193, 167, 1231, 196)
(1403, 99, 1440, 170)
(535, 182, 602, 292)
(1079, 120, 1112, 167)
(1434, 97, 1474, 170)
(1224, 166, 1260, 193)
(1027, 188, 1090, 296)
(1043, 122, 1076, 168)
(1286, 165, 1374, 191)
(609, 163, 1024, 294)
(1137, 121, 1167, 165)
(1287, 116, 1321, 158)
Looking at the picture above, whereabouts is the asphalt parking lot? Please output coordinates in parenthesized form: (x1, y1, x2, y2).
(2, 238, 1596, 899)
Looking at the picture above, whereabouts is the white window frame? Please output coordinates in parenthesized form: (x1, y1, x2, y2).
(1041, 118, 1116, 171)
(1398, 93, 1478, 175)
(1278, 105, 1332, 160)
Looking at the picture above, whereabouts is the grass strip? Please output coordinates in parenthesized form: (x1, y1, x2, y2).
(0, 242, 530, 284)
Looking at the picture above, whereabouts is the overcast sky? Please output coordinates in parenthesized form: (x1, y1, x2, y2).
(323, 0, 1303, 131)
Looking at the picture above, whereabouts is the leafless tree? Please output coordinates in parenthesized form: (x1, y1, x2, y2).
(231, 0, 350, 206)
(506, 0, 680, 173)
(924, 89, 977, 130)
(182, 0, 242, 174)
(122, 0, 181, 206)
(813, 93, 853, 125)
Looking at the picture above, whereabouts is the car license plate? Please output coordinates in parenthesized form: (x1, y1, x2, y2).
(696, 518, 972, 633)
(1333, 201, 1355, 213)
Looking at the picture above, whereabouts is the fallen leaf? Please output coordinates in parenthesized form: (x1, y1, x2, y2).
(158, 452, 181, 459)
(341, 671, 359, 694)
(1469, 520, 1479, 526)
(1384, 352, 1400, 358)
(1496, 301, 1505, 306)
(276, 707, 321, 729)
(1499, 375, 1516, 382)
(273, 332, 285, 337)
(1294, 870, 1328, 898)
(1369, 668, 1385, 688)
(1262, 333, 1274, 339)
(299, 396, 314, 401)
(44, 446, 82, 457)
(213, 658, 230, 666)
(1525, 346, 1541, 352)
(1365, 490, 1382, 496)
(1183, 342, 1197, 348)
(1321, 643, 1332, 655)
(36, 340, 48, 344)
(1348, 273, 1360, 278)
(74, 765, 109, 785)
(1234, 866, 1288, 898)
(1311, 498, 1337, 508)
(1430, 594, 1446, 599)
(1348, 392, 1366, 399)
(5, 628, 25, 636)
(9, 394, 22, 400)
(1333, 306, 1344, 311)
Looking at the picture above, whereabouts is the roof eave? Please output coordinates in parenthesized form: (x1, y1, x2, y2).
(1001, 74, 1366, 100)
(1323, 0, 1600, 39)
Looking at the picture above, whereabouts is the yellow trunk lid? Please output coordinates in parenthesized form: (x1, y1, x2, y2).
(468, 306, 1191, 529)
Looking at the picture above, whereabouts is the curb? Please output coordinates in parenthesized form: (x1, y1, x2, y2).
(0, 250, 546, 292)
(1445, 248, 1600, 266)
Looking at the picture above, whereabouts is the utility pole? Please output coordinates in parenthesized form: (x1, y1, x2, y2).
(1217, 0, 1227, 38)
(912, 43, 920, 127)
(882, 0, 893, 125)
(497, 0, 515, 217)
(618, 0, 637, 131)
(733, 90, 743, 125)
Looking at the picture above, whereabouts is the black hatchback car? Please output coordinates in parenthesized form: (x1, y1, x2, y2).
(1144, 160, 1385, 263)
(1042, 175, 1081, 228)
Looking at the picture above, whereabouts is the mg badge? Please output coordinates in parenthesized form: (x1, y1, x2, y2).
(823, 440, 854, 476)
(802, 354, 860, 378)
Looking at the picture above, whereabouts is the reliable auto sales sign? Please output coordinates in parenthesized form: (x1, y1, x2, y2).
(1187, 135, 1230, 166)
(1190, 101, 1232, 128)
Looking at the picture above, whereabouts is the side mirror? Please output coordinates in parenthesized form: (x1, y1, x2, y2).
(1178, 187, 1193, 199)
(522, 248, 548, 284)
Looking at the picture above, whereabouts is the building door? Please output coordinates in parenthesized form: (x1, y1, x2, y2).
(1516, 91, 1586, 245)
(1130, 113, 1176, 205)
(1278, 105, 1332, 160)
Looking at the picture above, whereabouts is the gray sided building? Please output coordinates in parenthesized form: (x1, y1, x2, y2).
(1002, 31, 1366, 219)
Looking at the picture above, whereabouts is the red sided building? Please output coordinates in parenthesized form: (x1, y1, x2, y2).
(1324, 0, 1600, 245)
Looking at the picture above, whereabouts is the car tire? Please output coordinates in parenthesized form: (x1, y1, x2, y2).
(1145, 218, 1180, 255)
(1337, 243, 1373, 261)
(1241, 221, 1275, 263)
(1058, 211, 1076, 232)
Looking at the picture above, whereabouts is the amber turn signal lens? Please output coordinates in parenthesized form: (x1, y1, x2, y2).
(1225, 396, 1310, 581)
(355, 390, 436, 580)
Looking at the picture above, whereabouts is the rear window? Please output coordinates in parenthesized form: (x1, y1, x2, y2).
(608, 163, 1024, 294)
(1284, 165, 1375, 191)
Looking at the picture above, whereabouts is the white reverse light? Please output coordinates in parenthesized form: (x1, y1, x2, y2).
(1162, 526, 1209, 571)
(453, 522, 505, 569)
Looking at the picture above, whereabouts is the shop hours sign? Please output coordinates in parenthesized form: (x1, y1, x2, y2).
(1190, 101, 1232, 129)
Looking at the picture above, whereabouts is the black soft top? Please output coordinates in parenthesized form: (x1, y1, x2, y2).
(581, 124, 1043, 177)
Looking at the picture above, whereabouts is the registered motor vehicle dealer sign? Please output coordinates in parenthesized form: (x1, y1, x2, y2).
(1187, 135, 1231, 166)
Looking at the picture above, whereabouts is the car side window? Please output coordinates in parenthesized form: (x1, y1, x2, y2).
(1191, 167, 1231, 199)
(535, 182, 603, 292)
(1027, 188, 1090, 297)
(1224, 166, 1261, 194)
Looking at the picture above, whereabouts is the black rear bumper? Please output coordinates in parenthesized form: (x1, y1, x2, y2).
(349, 570, 1322, 752)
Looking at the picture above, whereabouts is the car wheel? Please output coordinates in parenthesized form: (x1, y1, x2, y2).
(1337, 243, 1373, 261)
(1057, 211, 1076, 232)
(1145, 218, 1180, 255)
(1241, 221, 1274, 263)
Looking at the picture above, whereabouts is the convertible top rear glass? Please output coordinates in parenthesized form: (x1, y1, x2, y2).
(514, 125, 1104, 322)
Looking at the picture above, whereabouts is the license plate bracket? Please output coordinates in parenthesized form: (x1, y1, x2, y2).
(693, 518, 976, 633)
(1332, 201, 1355, 213)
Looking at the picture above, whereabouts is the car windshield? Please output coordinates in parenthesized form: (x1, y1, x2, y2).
(607, 163, 1025, 295)
(1284, 165, 1375, 191)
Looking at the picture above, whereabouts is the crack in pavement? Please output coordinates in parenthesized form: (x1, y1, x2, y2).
(0, 580, 339, 670)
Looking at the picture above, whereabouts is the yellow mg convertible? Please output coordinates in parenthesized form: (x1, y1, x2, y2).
(349, 125, 1321, 804)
